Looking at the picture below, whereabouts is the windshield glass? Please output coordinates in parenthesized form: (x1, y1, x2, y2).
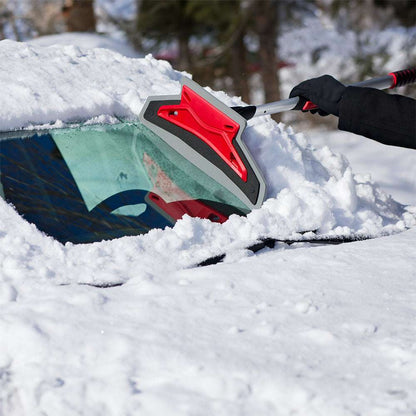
(0, 122, 250, 243)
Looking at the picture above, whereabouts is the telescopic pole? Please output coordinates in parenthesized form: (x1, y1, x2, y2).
(233, 68, 416, 120)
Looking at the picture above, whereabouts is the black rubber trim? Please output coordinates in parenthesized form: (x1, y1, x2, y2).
(197, 234, 372, 267)
(143, 99, 261, 206)
(293, 96, 308, 111)
(231, 105, 256, 120)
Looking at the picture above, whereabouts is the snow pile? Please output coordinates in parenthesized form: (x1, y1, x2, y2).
(0, 39, 415, 272)
(308, 128, 416, 205)
(28, 33, 142, 58)
(0, 39, 175, 131)
(1, 226, 415, 416)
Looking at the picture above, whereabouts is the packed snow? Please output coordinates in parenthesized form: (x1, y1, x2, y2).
(308, 128, 416, 206)
(1, 36, 416, 416)
(28, 33, 142, 58)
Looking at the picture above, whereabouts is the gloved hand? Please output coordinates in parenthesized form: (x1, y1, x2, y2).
(289, 75, 346, 116)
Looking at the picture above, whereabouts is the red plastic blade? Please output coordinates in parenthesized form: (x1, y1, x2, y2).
(157, 85, 248, 182)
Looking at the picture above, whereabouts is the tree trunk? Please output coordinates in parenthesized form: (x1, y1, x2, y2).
(230, 32, 250, 103)
(0, 1, 9, 40)
(177, 32, 192, 72)
(62, 0, 96, 32)
(10, 14, 21, 41)
(253, 0, 280, 118)
(0, 17, 4, 40)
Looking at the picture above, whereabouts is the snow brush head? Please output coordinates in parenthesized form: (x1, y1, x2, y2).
(139, 76, 266, 212)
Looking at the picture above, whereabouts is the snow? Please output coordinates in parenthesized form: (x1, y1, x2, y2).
(307, 128, 416, 206)
(1, 35, 416, 415)
(28, 33, 142, 58)
(2, 223, 416, 415)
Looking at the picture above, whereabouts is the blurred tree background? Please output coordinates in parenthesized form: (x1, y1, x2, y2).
(0, 0, 415, 112)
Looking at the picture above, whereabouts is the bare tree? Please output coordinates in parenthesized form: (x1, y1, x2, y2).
(0, 0, 21, 40)
(0, 0, 9, 39)
(251, 0, 280, 105)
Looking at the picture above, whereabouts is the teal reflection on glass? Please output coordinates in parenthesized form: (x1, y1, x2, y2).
(0, 122, 249, 243)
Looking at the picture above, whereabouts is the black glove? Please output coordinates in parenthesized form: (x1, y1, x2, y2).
(289, 75, 346, 117)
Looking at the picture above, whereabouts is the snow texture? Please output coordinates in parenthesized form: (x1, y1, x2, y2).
(1, 36, 416, 416)
(28, 33, 142, 58)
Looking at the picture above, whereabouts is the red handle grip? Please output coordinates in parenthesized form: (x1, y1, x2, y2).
(302, 101, 318, 111)
(293, 96, 319, 112)
(389, 68, 416, 88)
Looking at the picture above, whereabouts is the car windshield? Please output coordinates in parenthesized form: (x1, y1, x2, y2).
(0, 122, 250, 243)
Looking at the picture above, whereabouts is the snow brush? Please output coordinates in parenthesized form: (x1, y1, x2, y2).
(139, 68, 415, 217)
(232, 68, 416, 120)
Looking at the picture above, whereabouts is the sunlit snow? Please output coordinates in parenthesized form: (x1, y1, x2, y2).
(1, 35, 415, 416)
